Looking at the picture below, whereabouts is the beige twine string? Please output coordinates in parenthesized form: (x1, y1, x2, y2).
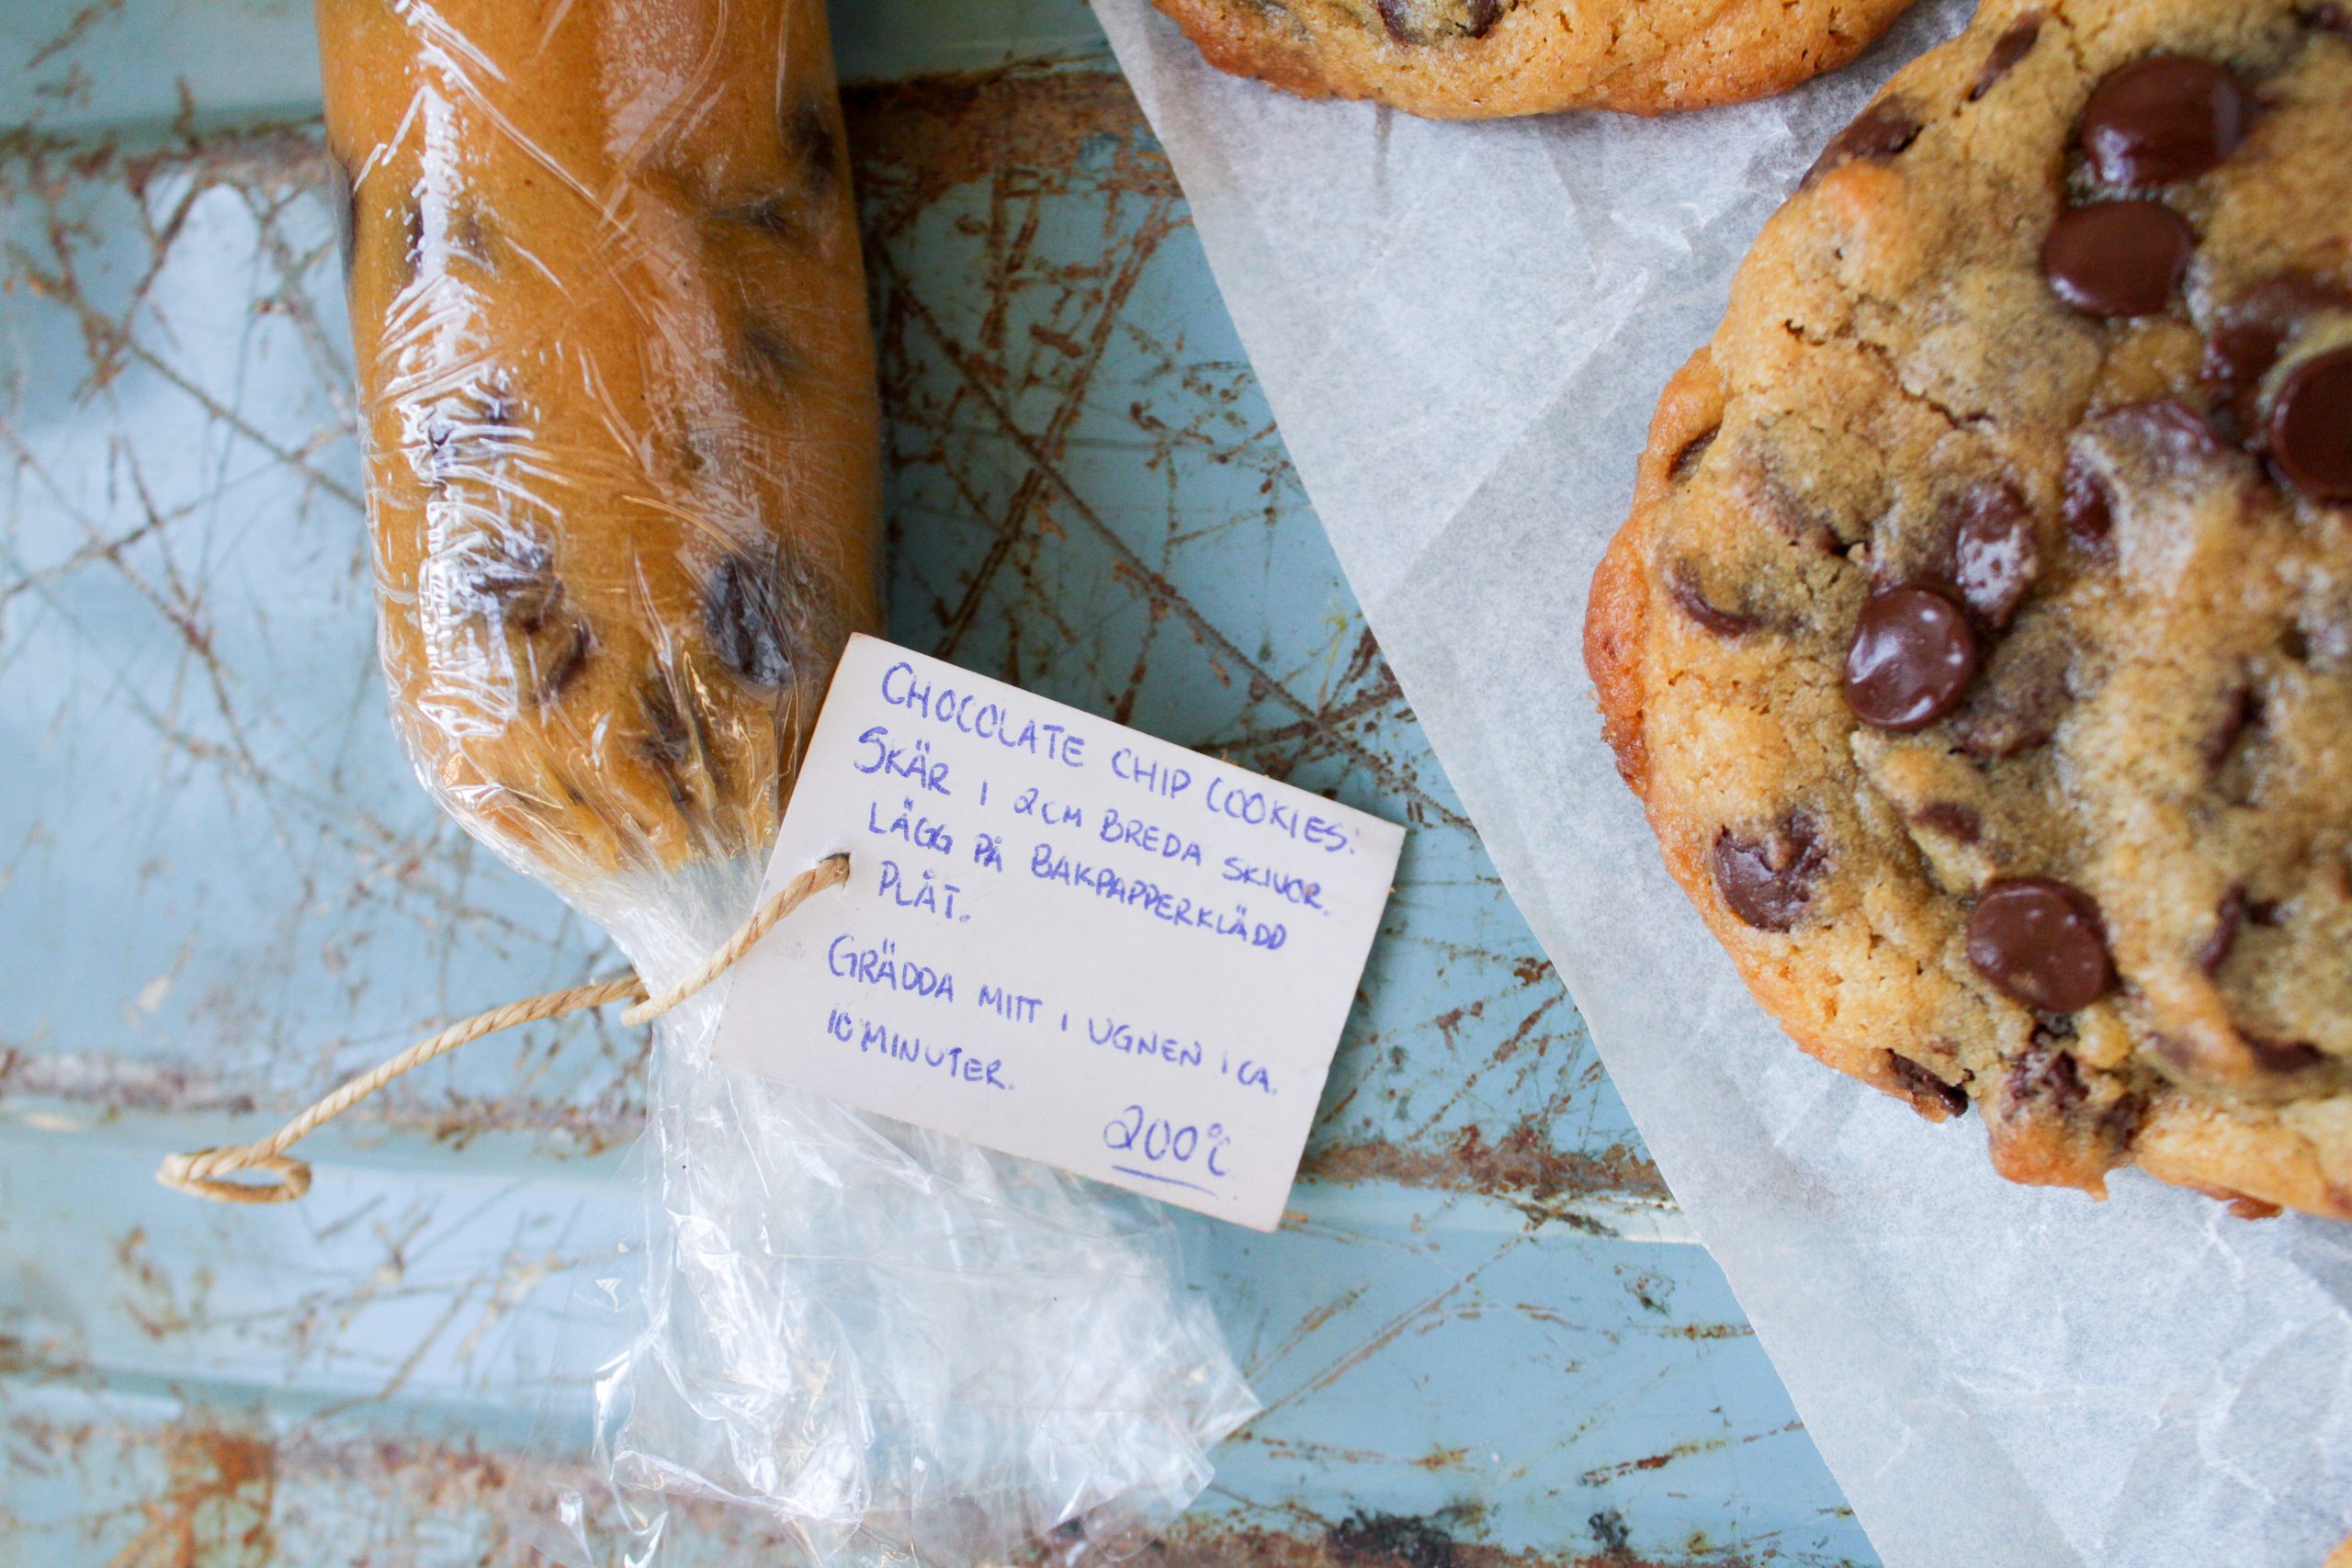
(156, 852, 852, 1205)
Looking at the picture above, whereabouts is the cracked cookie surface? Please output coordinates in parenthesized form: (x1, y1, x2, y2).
(1586, 0, 2352, 1220)
(1146, 0, 1921, 118)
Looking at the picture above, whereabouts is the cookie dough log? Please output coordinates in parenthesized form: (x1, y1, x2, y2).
(1147, 0, 1922, 119)
(319, 0, 881, 887)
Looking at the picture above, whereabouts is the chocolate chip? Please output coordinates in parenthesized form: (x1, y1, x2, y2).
(326, 153, 357, 284)
(642, 678, 692, 766)
(736, 319, 803, 395)
(2079, 55, 2252, 186)
(2268, 346, 2352, 502)
(1910, 801, 1983, 843)
(1967, 877, 2113, 1012)
(1970, 14, 2044, 101)
(446, 536, 560, 625)
(1667, 563, 1761, 637)
(639, 679, 700, 811)
(2244, 1032, 2327, 1074)
(2204, 682, 2259, 771)
(2201, 278, 2351, 439)
(401, 203, 425, 285)
(1711, 814, 1827, 932)
(1376, 0, 1415, 40)
(1668, 423, 1720, 483)
(2007, 1033, 2090, 1111)
(531, 619, 595, 705)
(706, 552, 795, 690)
(787, 97, 840, 194)
(2041, 201, 2193, 318)
(2296, 4, 2351, 34)
(1949, 482, 2038, 627)
(1465, 0, 1503, 36)
(2062, 455, 2116, 561)
(1843, 583, 1979, 731)
(1888, 1052, 1969, 1119)
(2199, 886, 2245, 972)
(1805, 98, 1923, 186)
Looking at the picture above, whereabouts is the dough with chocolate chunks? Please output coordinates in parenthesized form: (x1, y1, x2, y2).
(1587, 1, 2352, 1221)
(1143, 0, 1921, 119)
(321, 0, 881, 886)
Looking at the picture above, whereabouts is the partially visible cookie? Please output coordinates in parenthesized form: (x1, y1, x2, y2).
(1587, 1, 2352, 1219)
(1146, 0, 1921, 118)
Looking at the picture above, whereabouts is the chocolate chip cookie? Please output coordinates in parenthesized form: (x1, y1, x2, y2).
(1146, 0, 1922, 118)
(322, 0, 881, 891)
(1587, 1, 2352, 1219)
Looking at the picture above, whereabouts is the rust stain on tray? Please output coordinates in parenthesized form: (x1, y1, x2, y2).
(109, 1426, 275, 1568)
(1305, 1125, 1666, 1203)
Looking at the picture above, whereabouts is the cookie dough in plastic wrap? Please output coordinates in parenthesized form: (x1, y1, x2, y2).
(313, 0, 1257, 1559)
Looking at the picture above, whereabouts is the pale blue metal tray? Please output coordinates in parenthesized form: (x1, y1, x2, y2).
(0, 1, 1873, 1562)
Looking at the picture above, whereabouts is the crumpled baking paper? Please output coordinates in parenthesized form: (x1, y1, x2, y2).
(1090, 2, 2352, 1562)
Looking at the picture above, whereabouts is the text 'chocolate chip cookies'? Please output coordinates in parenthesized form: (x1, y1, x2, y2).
(1587, 1, 2352, 1220)
(1145, 0, 1925, 118)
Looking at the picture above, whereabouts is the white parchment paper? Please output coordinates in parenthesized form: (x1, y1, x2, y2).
(1089, 3, 2352, 1563)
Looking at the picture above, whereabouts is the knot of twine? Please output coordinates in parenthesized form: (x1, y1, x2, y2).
(156, 852, 851, 1205)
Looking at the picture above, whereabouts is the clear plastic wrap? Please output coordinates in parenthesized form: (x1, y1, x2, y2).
(314, 0, 1256, 1558)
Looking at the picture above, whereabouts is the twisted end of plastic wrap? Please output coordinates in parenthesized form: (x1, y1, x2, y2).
(156, 852, 851, 1204)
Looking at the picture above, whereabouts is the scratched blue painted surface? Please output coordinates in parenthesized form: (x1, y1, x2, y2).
(0, 2, 1875, 1564)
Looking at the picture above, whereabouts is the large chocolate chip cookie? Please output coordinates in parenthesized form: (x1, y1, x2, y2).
(1146, 0, 1921, 118)
(1587, 2, 2352, 1219)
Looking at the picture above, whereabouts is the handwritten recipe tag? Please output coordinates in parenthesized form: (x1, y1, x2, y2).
(712, 636, 1406, 1229)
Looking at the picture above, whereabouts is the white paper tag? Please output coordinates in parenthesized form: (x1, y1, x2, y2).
(710, 635, 1405, 1229)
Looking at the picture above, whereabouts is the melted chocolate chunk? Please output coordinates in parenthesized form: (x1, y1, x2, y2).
(1949, 481, 2038, 627)
(1966, 877, 2113, 1012)
(2062, 455, 2116, 562)
(2243, 1032, 2328, 1075)
(1910, 800, 1983, 844)
(1668, 423, 1721, 483)
(1843, 583, 1979, 731)
(2041, 201, 2193, 318)
(2199, 886, 2245, 973)
(2079, 55, 2252, 186)
(1376, 0, 1501, 41)
(1970, 13, 2043, 100)
(2268, 346, 2352, 502)
(1667, 563, 1761, 637)
(1805, 98, 1923, 186)
(1711, 814, 1827, 932)
(2200, 278, 2349, 440)
(706, 553, 796, 690)
(1889, 1052, 1970, 1119)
